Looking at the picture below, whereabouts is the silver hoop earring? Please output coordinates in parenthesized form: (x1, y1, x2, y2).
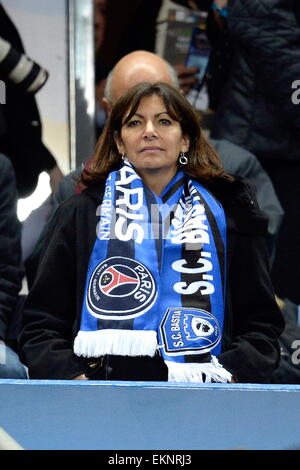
(179, 152, 188, 165)
(121, 152, 127, 161)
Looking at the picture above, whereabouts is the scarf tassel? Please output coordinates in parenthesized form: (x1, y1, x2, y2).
(74, 329, 158, 358)
(165, 356, 232, 383)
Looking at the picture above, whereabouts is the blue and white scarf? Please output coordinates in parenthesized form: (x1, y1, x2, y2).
(74, 162, 232, 383)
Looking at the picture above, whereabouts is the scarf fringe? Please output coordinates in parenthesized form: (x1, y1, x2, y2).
(74, 329, 158, 358)
(165, 356, 232, 383)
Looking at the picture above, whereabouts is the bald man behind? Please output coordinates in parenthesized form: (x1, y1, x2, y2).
(98, 50, 197, 115)
(25, 50, 283, 286)
(102, 50, 179, 113)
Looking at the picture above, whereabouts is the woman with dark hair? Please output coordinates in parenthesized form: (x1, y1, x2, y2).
(82, 80, 225, 186)
(19, 82, 283, 383)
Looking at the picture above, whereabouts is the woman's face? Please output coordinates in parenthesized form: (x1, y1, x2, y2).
(115, 94, 190, 178)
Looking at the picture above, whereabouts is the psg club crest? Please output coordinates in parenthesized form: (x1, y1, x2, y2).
(160, 307, 221, 355)
(87, 256, 157, 319)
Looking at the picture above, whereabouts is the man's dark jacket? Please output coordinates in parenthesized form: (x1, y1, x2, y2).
(19, 176, 284, 383)
(212, 0, 300, 161)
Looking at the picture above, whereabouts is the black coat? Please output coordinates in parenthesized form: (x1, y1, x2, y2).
(212, 0, 300, 161)
(18, 176, 284, 382)
(0, 153, 23, 340)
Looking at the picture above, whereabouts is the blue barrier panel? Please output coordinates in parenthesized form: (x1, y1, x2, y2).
(0, 379, 300, 450)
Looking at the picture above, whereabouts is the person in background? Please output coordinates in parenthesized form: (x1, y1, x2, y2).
(211, 0, 300, 306)
(0, 153, 27, 378)
(0, 4, 63, 198)
(19, 82, 284, 383)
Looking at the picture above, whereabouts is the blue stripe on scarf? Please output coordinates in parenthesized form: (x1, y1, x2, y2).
(79, 172, 116, 332)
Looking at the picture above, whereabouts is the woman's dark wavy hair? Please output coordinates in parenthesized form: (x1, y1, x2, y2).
(79, 81, 231, 187)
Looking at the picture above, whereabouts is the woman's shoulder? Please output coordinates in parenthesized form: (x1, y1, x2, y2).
(204, 175, 255, 205)
(58, 182, 106, 212)
(47, 182, 106, 236)
(205, 176, 268, 235)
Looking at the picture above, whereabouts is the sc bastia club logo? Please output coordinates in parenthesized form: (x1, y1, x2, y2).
(87, 256, 157, 319)
(160, 307, 221, 355)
